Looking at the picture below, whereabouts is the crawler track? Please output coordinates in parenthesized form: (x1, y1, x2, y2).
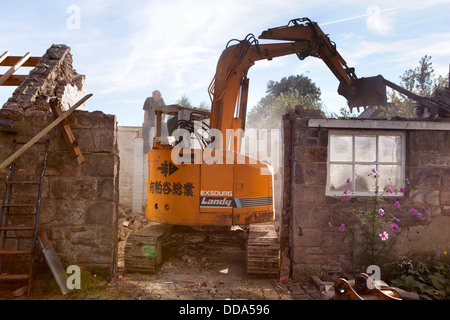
(246, 222, 280, 277)
(124, 223, 172, 273)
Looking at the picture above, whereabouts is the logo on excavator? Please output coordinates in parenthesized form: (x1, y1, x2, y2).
(200, 196, 234, 208)
(157, 160, 179, 177)
(200, 190, 232, 197)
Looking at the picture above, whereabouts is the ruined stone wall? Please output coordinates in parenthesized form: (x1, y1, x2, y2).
(2, 44, 87, 112)
(0, 44, 118, 277)
(282, 107, 450, 281)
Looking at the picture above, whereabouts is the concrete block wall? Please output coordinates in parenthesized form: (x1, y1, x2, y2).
(117, 126, 148, 214)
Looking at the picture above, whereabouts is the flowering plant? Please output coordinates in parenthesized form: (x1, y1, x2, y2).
(330, 169, 428, 269)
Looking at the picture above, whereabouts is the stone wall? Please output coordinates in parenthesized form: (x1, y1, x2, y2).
(0, 109, 119, 276)
(282, 106, 450, 281)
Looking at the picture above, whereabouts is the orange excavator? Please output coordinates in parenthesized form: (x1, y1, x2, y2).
(124, 18, 387, 276)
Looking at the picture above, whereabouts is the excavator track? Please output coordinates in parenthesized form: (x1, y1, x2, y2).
(246, 222, 280, 277)
(124, 223, 172, 273)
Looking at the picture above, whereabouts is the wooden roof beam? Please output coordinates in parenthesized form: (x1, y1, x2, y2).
(0, 74, 27, 86)
(0, 55, 41, 67)
(0, 52, 31, 86)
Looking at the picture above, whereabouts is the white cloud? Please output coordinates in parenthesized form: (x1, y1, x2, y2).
(366, 5, 395, 36)
(85, 0, 324, 100)
(342, 33, 450, 66)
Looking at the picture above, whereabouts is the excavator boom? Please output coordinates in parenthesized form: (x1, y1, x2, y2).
(209, 18, 387, 151)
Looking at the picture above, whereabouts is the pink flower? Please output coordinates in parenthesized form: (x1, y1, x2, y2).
(343, 189, 350, 194)
(415, 212, 426, 220)
(346, 178, 350, 184)
(400, 188, 405, 193)
(341, 197, 349, 202)
(378, 208, 385, 216)
(388, 187, 393, 194)
(372, 168, 378, 174)
(339, 224, 345, 232)
(394, 201, 401, 208)
(328, 222, 333, 228)
(379, 231, 389, 241)
(355, 173, 360, 178)
(409, 207, 418, 216)
(391, 223, 399, 232)
(405, 178, 410, 185)
(422, 206, 428, 213)
(392, 216, 400, 222)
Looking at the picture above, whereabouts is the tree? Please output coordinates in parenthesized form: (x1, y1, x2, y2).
(380, 55, 448, 118)
(177, 95, 193, 108)
(266, 75, 321, 99)
(246, 74, 324, 128)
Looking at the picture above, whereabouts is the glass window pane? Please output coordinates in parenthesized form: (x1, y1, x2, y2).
(379, 135, 401, 162)
(354, 164, 377, 193)
(330, 135, 352, 161)
(378, 165, 402, 194)
(329, 164, 353, 193)
(355, 136, 376, 162)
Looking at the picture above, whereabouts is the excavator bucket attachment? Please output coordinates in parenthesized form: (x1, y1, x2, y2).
(338, 75, 387, 111)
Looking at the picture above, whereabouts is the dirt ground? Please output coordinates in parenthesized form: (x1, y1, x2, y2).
(0, 212, 323, 301)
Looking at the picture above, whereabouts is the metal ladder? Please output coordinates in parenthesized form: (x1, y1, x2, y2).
(0, 139, 49, 296)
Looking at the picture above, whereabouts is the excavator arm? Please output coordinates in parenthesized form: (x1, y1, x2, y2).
(208, 18, 387, 150)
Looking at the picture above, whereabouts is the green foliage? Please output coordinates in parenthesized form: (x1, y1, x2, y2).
(336, 171, 412, 271)
(176, 95, 193, 108)
(379, 55, 449, 119)
(247, 74, 324, 128)
(344, 196, 402, 270)
(265, 74, 321, 99)
(247, 91, 323, 129)
(390, 258, 450, 300)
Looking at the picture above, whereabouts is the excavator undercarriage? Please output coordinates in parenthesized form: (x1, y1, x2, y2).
(124, 222, 280, 276)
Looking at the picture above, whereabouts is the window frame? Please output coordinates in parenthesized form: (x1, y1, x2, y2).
(326, 130, 406, 197)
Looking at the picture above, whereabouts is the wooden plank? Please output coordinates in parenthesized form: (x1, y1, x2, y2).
(0, 94, 92, 171)
(0, 274, 30, 281)
(0, 74, 27, 86)
(49, 98, 85, 165)
(0, 226, 34, 231)
(0, 55, 41, 67)
(0, 250, 33, 255)
(0, 52, 31, 86)
(0, 51, 9, 64)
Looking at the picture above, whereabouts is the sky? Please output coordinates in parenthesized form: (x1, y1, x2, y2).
(1, 0, 449, 126)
